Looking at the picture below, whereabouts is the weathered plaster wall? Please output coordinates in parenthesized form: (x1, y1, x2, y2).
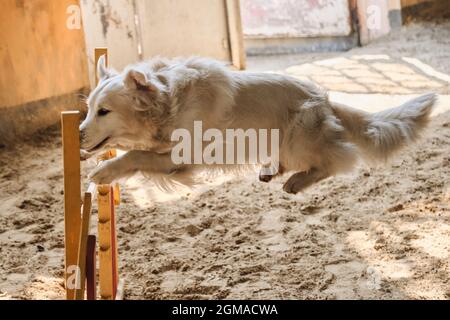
(80, 0, 241, 87)
(80, 0, 141, 87)
(240, 0, 352, 39)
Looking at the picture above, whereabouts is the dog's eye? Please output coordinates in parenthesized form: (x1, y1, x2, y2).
(97, 108, 111, 117)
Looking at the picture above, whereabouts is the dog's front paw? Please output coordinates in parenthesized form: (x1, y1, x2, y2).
(80, 149, 93, 161)
(88, 160, 117, 185)
(259, 162, 284, 183)
(259, 171, 273, 183)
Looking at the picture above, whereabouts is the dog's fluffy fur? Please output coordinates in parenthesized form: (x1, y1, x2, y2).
(80, 56, 436, 193)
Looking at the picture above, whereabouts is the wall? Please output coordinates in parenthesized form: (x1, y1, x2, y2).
(240, 0, 411, 54)
(388, 0, 402, 29)
(0, 0, 90, 145)
(355, 0, 391, 45)
(80, 0, 141, 87)
(240, 0, 355, 55)
(241, 0, 352, 38)
(80, 0, 245, 87)
(136, 0, 232, 61)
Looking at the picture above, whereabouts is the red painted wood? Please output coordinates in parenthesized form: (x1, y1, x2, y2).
(86, 235, 97, 300)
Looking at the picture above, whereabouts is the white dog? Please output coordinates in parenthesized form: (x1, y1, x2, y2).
(80, 56, 436, 194)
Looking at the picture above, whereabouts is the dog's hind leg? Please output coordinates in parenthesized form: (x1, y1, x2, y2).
(282, 168, 329, 194)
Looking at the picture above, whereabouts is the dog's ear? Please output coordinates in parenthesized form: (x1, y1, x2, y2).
(97, 55, 117, 81)
(124, 69, 160, 94)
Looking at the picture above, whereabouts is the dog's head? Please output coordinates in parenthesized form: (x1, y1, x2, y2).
(80, 56, 169, 152)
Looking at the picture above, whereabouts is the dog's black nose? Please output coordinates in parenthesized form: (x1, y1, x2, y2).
(79, 130, 86, 143)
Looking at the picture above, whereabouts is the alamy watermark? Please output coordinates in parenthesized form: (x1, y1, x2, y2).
(66, 265, 81, 290)
(66, 5, 81, 30)
(366, 4, 382, 31)
(170, 121, 280, 175)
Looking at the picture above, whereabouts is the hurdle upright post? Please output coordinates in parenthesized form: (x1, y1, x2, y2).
(94, 47, 108, 83)
(61, 111, 81, 300)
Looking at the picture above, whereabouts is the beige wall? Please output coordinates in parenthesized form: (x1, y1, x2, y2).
(136, 0, 232, 61)
(0, 0, 90, 145)
(0, 0, 89, 109)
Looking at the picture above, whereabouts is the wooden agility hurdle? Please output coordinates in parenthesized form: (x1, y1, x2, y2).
(62, 48, 124, 300)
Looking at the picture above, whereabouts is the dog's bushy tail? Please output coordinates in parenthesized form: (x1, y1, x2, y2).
(331, 93, 437, 162)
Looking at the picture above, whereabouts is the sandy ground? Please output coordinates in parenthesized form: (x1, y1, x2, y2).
(1, 21, 450, 300)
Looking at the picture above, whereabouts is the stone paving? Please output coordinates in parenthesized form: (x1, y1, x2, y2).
(280, 54, 448, 95)
(249, 53, 450, 116)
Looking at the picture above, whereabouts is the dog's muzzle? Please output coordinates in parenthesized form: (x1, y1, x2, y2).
(79, 129, 86, 144)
